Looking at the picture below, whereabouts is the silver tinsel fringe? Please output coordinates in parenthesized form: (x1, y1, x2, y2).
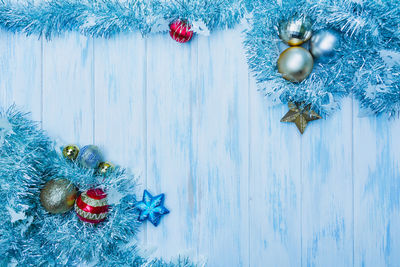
(0, 106, 195, 266)
(245, 0, 400, 117)
(1, 0, 399, 116)
(0, 0, 245, 38)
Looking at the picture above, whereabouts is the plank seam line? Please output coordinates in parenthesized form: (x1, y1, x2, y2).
(144, 36, 148, 246)
(300, 130, 303, 267)
(194, 37, 199, 260)
(40, 36, 44, 129)
(92, 37, 96, 144)
(351, 95, 355, 267)
(247, 67, 251, 267)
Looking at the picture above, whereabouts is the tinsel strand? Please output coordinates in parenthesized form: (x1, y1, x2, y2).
(244, 0, 400, 116)
(0, 0, 246, 38)
(0, 106, 195, 266)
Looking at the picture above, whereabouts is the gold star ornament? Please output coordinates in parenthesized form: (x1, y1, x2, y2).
(280, 102, 321, 134)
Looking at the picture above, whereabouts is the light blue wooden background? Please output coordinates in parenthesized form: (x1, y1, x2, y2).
(1, 24, 400, 266)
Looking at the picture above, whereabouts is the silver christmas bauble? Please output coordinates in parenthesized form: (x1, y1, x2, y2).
(310, 29, 340, 61)
(278, 15, 312, 46)
(77, 145, 103, 169)
(278, 47, 314, 82)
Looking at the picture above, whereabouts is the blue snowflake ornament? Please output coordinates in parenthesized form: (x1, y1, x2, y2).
(136, 190, 169, 227)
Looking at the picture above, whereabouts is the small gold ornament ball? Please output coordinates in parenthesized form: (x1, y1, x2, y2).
(97, 162, 114, 176)
(278, 15, 312, 46)
(40, 179, 77, 214)
(278, 47, 314, 82)
(62, 145, 80, 161)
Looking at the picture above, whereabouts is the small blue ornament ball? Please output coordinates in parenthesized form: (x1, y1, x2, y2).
(77, 145, 103, 169)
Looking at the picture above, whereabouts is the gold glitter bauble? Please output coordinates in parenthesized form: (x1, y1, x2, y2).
(278, 15, 312, 46)
(62, 145, 79, 161)
(97, 162, 114, 176)
(40, 179, 77, 214)
(278, 47, 314, 82)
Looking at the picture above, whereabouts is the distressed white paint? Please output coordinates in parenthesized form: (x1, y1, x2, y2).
(42, 34, 94, 144)
(0, 25, 400, 266)
(0, 32, 41, 120)
(195, 28, 249, 266)
(301, 97, 353, 267)
(353, 104, 400, 267)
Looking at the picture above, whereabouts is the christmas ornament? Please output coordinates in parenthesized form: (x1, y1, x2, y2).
(76, 145, 103, 169)
(62, 144, 79, 161)
(169, 20, 193, 43)
(278, 47, 314, 82)
(310, 29, 340, 61)
(40, 179, 77, 214)
(97, 162, 114, 176)
(136, 190, 169, 227)
(75, 188, 109, 224)
(2, 107, 193, 266)
(281, 102, 321, 134)
(278, 14, 312, 46)
(245, 1, 352, 117)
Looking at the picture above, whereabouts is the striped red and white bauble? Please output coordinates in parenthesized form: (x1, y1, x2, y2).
(169, 20, 193, 43)
(75, 188, 109, 224)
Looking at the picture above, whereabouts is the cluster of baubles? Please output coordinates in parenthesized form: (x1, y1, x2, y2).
(277, 14, 340, 82)
(169, 19, 193, 43)
(62, 144, 114, 175)
(39, 145, 115, 224)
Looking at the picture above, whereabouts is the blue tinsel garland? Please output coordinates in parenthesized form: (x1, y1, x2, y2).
(0, 0, 245, 38)
(0, 106, 194, 266)
(1, 0, 399, 116)
(245, 0, 400, 117)
(316, 0, 400, 116)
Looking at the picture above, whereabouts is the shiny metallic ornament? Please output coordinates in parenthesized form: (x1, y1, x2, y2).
(310, 29, 340, 61)
(136, 190, 170, 227)
(97, 162, 114, 176)
(62, 145, 79, 161)
(281, 102, 321, 134)
(75, 188, 109, 224)
(77, 145, 103, 169)
(278, 15, 313, 46)
(278, 47, 314, 82)
(40, 179, 77, 214)
(169, 19, 193, 43)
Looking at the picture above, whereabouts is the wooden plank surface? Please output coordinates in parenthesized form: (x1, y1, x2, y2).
(42, 33, 94, 145)
(249, 79, 301, 266)
(1, 26, 400, 266)
(93, 32, 148, 245)
(301, 98, 353, 266)
(353, 105, 400, 267)
(0, 30, 42, 120)
(194, 28, 249, 266)
(145, 33, 199, 260)
(93, 33, 146, 186)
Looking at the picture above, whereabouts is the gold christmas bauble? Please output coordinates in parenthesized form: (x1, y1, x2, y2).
(278, 15, 313, 46)
(278, 47, 314, 82)
(40, 179, 77, 214)
(97, 162, 114, 176)
(62, 145, 79, 161)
